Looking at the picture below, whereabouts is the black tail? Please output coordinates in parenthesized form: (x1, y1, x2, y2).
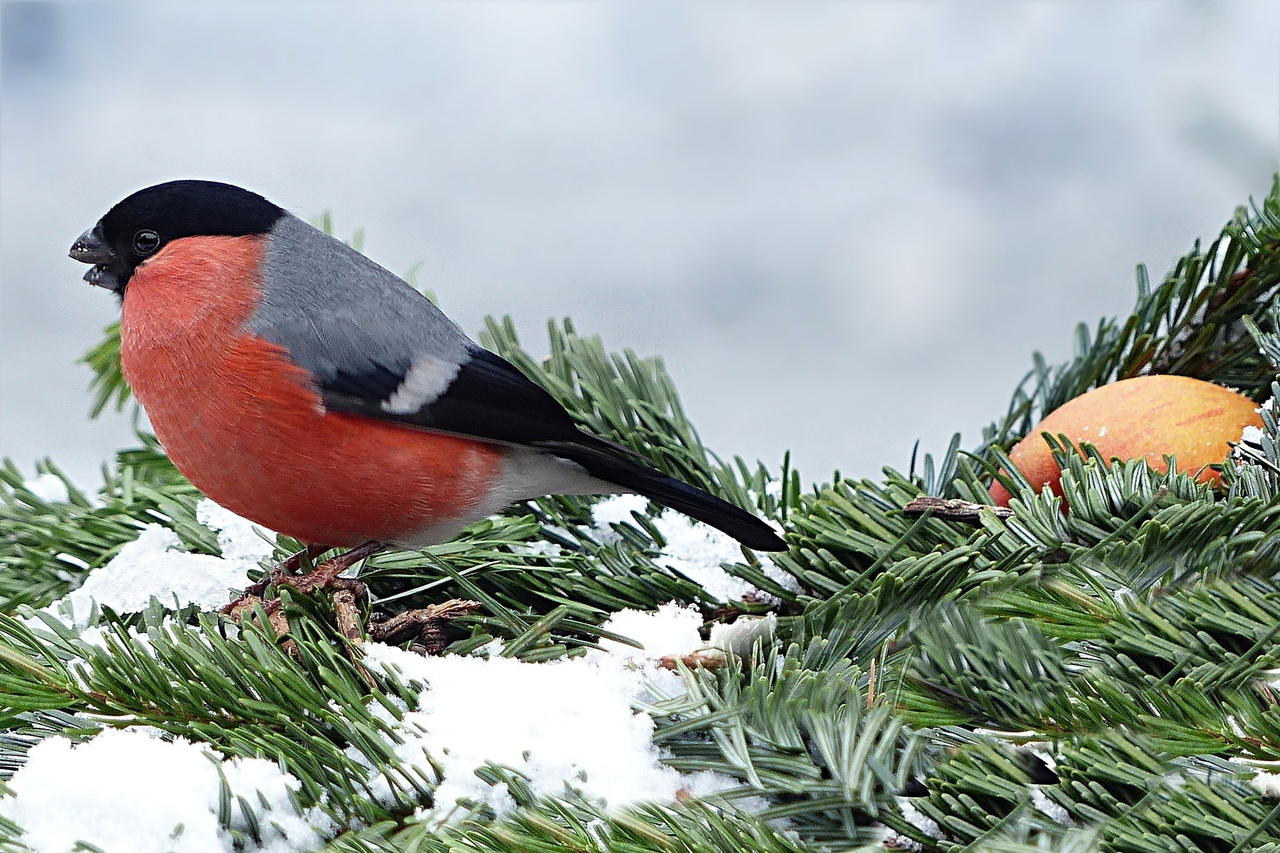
(535, 437, 788, 552)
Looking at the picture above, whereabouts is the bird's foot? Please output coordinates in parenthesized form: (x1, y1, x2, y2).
(222, 540, 383, 650)
(221, 540, 382, 622)
(221, 541, 479, 655)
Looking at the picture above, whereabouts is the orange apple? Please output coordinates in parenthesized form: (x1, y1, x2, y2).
(989, 375, 1262, 507)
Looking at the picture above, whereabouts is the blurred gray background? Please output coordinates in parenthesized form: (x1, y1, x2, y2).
(2, 1, 1278, 489)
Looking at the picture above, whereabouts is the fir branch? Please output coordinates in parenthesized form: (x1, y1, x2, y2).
(652, 637, 934, 848)
(0, 606, 434, 826)
(330, 798, 810, 853)
(910, 732, 1063, 849)
(80, 321, 128, 420)
(980, 176, 1280, 453)
(0, 440, 227, 614)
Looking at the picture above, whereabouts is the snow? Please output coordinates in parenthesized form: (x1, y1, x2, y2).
(1252, 768, 1280, 798)
(591, 493, 650, 529)
(511, 539, 563, 558)
(880, 827, 924, 852)
(590, 496, 799, 604)
(709, 614, 778, 658)
(651, 511, 797, 603)
(649, 511, 761, 602)
(1030, 787, 1072, 825)
(53, 552, 89, 571)
(197, 500, 276, 564)
(1243, 400, 1275, 447)
(598, 602, 704, 658)
(44, 500, 274, 628)
(897, 797, 942, 839)
(361, 641, 734, 825)
(22, 474, 68, 504)
(0, 728, 327, 853)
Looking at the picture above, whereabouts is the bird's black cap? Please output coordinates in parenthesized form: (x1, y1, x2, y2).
(69, 180, 285, 293)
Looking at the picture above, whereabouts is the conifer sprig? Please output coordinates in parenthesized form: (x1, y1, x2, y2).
(981, 178, 1280, 453)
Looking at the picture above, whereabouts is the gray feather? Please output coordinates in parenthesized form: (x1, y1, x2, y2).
(247, 215, 471, 388)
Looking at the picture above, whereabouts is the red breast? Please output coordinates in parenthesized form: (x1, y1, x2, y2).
(119, 235, 505, 546)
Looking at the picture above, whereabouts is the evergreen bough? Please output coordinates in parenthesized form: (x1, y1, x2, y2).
(4, 181, 1280, 851)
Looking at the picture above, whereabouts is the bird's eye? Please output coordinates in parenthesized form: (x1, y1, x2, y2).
(132, 229, 161, 256)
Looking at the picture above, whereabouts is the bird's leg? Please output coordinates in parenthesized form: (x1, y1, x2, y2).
(226, 542, 333, 609)
(273, 540, 386, 595)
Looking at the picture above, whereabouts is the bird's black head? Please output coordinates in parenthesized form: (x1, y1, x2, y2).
(69, 180, 286, 294)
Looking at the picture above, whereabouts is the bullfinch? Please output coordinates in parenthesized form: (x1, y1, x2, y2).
(68, 180, 787, 570)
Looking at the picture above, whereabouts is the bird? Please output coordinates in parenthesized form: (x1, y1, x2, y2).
(68, 180, 786, 632)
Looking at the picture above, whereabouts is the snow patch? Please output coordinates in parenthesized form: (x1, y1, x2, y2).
(897, 797, 942, 839)
(197, 500, 276, 564)
(22, 474, 68, 504)
(361, 642, 734, 824)
(0, 728, 327, 853)
(46, 500, 275, 628)
(651, 511, 759, 602)
(1030, 786, 1072, 825)
(710, 614, 778, 658)
(591, 497, 796, 604)
(598, 602, 704, 658)
(651, 511, 798, 603)
(1253, 768, 1280, 798)
(880, 827, 923, 851)
(511, 539, 563, 558)
(591, 494, 650, 531)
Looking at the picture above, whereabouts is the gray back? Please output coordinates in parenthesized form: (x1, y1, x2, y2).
(246, 215, 472, 383)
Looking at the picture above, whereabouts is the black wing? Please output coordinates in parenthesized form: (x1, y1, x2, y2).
(322, 346, 593, 449)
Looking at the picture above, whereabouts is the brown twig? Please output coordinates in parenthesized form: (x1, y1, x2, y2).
(369, 599, 482, 654)
(657, 648, 728, 671)
(902, 496, 1013, 523)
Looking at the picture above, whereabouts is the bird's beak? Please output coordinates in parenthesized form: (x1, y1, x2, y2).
(68, 223, 113, 265)
(69, 223, 124, 293)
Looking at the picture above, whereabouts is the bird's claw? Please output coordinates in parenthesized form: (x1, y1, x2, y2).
(221, 543, 479, 657)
